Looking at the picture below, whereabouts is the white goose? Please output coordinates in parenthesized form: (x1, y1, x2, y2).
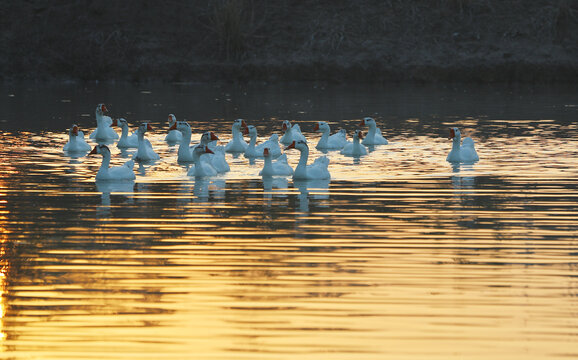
(314, 121, 347, 150)
(113, 118, 138, 148)
(280, 120, 307, 145)
(286, 140, 331, 180)
(260, 148, 294, 177)
(187, 146, 218, 177)
(447, 127, 479, 163)
(132, 122, 160, 161)
(90, 144, 135, 181)
(199, 131, 230, 173)
(341, 129, 368, 157)
(63, 124, 91, 152)
(359, 117, 388, 145)
(224, 119, 249, 152)
(89, 104, 119, 142)
(165, 114, 183, 143)
(243, 125, 282, 158)
(171, 120, 196, 163)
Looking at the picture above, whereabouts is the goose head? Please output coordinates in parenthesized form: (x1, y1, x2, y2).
(359, 117, 375, 128)
(282, 120, 291, 132)
(95, 104, 108, 117)
(193, 145, 214, 156)
(113, 118, 129, 130)
(243, 125, 258, 137)
(69, 124, 80, 136)
(233, 119, 248, 131)
(89, 144, 111, 156)
(168, 114, 177, 126)
(313, 121, 330, 133)
(200, 131, 219, 145)
(170, 120, 190, 133)
(285, 139, 308, 152)
(354, 129, 364, 140)
(448, 127, 461, 140)
(263, 147, 271, 157)
(137, 122, 153, 135)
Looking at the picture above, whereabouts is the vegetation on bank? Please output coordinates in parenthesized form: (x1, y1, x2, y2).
(1, 0, 577, 82)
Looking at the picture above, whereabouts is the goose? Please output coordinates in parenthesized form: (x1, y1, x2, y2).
(259, 148, 294, 177)
(446, 127, 479, 163)
(90, 144, 135, 181)
(341, 129, 368, 157)
(187, 146, 218, 177)
(285, 140, 330, 180)
(359, 117, 388, 145)
(243, 125, 282, 158)
(314, 121, 347, 150)
(89, 104, 119, 141)
(199, 131, 230, 173)
(164, 114, 183, 143)
(113, 118, 139, 148)
(280, 120, 307, 145)
(63, 124, 91, 152)
(170, 120, 196, 163)
(132, 122, 160, 161)
(224, 119, 249, 152)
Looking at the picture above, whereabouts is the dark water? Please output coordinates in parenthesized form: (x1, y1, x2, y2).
(0, 82, 577, 359)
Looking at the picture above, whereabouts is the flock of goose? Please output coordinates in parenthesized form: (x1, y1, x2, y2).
(64, 104, 479, 182)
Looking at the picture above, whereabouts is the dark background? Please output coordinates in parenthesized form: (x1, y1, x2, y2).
(1, 0, 577, 83)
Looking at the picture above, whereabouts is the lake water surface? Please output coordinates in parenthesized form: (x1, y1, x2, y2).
(0, 82, 577, 359)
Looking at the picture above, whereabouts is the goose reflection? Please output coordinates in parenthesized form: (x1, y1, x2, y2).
(193, 177, 226, 202)
(95, 180, 135, 217)
(293, 179, 330, 214)
(262, 177, 289, 205)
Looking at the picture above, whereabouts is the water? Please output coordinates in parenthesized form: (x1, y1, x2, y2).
(0, 82, 577, 359)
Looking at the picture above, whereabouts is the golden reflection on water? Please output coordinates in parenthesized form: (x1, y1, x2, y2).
(0, 98, 577, 359)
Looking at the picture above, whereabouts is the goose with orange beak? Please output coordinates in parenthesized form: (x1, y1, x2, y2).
(285, 140, 330, 180)
(89, 104, 119, 141)
(224, 119, 249, 153)
(446, 127, 479, 163)
(63, 124, 91, 152)
(359, 117, 388, 145)
(341, 129, 368, 157)
(133, 122, 160, 162)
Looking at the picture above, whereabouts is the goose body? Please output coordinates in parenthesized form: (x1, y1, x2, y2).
(90, 144, 135, 181)
(260, 148, 294, 177)
(224, 119, 249, 152)
(359, 117, 388, 145)
(341, 129, 368, 156)
(280, 120, 307, 146)
(243, 125, 282, 158)
(171, 120, 196, 163)
(314, 121, 347, 150)
(63, 124, 91, 152)
(165, 114, 183, 143)
(446, 127, 479, 163)
(89, 104, 119, 141)
(286, 140, 331, 180)
(199, 131, 230, 173)
(132, 123, 160, 161)
(187, 146, 218, 177)
(114, 118, 139, 148)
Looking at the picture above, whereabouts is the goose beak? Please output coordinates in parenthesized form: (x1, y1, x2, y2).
(285, 141, 296, 150)
(169, 122, 177, 130)
(243, 127, 249, 135)
(89, 146, 98, 155)
(359, 119, 366, 127)
(205, 147, 214, 154)
(241, 120, 247, 128)
(449, 128, 455, 139)
(72, 125, 79, 135)
(313, 123, 320, 131)
(358, 131, 364, 140)
(101, 104, 108, 113)
(210, 132, 219, 141)
(146, 123, 153, 131)
(263, 148, 269, 156)
(111, 118, 118, 127)
(282, 122, 288, 131)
